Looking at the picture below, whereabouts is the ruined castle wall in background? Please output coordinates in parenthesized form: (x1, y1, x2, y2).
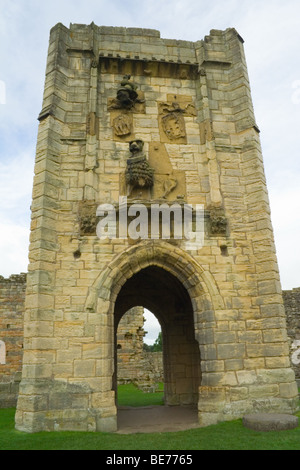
(0, 274, 26, 407)
(117, 307, 163, 388)
(283, 288, 300, 384)
(0, 285, 164, 406)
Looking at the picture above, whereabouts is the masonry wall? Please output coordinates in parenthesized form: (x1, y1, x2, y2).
(0, 291, 164, 406)
(0, 275, 298, 407)
(283, 288, 300, 383)
(0, 274, 26, 407)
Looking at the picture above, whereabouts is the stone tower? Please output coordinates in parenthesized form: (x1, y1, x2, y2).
(15, 23, 298, 432)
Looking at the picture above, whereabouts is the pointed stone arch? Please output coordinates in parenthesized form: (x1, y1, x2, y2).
(84, 240, 225, 427)
(85, 240, 225, 360)
(85, 239, 224, 316)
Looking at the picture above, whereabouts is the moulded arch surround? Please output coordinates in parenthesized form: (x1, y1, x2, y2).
(85, 240, 224, 315)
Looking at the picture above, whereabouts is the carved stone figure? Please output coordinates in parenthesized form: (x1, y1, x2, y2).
(162, 176, 178, 198)
(209, 207, 227, 235)
(80, 214, 98, 235)
(113, 113, 132, 136)
(158, 97, 196, 143)
(125, 140, 154, 192)
(78, 202, 98, 235)
(107, 74, 138, 110)
(159, 100, 196, 116)
(161, 112, 186, 140)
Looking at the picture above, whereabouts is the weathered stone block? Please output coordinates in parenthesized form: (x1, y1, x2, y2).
(243, 413, 299, 432)
(74, 359, 95, 377)
(217, 343, 245, 360)
(279, 382, 299, 399)
(236, 370, 257, 385)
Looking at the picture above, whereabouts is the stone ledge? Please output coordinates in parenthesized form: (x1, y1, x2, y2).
(242, 413, 299, 432)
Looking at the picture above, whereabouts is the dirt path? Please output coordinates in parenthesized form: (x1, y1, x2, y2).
(116, 405, 200, 434)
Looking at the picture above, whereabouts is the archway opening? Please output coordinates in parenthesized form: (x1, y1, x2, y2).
(114, 265, 201, 411)
(116, 307, 164, 406)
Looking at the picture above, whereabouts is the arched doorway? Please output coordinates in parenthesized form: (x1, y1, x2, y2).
(86, 240, 223, 431)
(114, 266, 201, 407)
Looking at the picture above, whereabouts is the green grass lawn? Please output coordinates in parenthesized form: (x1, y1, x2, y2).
(0, 385, 299, 450)
(117, 382, 164, 407)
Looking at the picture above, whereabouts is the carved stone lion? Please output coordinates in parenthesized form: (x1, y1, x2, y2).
(125, 140, 154, 190)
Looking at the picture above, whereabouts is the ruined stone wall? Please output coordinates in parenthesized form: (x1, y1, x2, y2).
(0, 274, 26, 407)
(117, 307, 163, 387)
(117, 306, 145, 384)
(283, 288, 300, 384)
(0, 283, 164, 406)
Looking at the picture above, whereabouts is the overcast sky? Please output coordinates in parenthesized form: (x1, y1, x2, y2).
(1, 0, 300, 341)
